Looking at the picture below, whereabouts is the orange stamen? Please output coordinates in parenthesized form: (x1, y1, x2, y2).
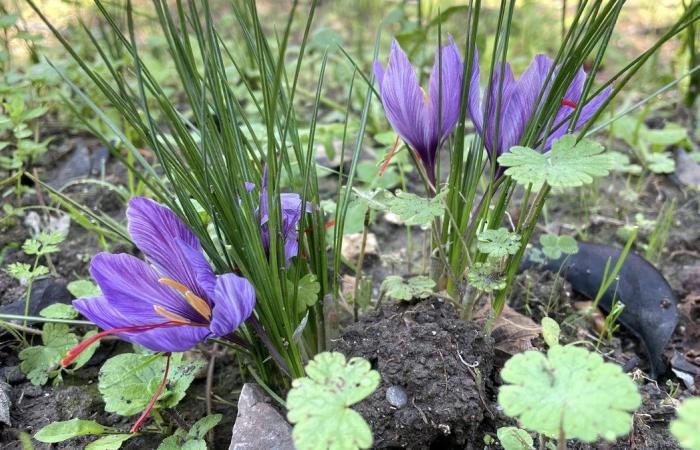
(379, 135, 401, 176)
(159, 278, 212, 321)
(154, 305, 194, 323)
(561, 99, 577, 109)
(60, 321, 187, 367)
(130, 352, 171, 433)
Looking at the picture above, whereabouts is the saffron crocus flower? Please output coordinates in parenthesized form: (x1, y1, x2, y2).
(468, 49, 612, 173)
(255, 170, 311, 264)
(374, 37, 464, 184)
(62, 197, 255, 432)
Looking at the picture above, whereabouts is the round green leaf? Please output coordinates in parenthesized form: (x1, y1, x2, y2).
(478, 228, 521, 258)
(498, 345, 641, 443)
(287, 352, 380, 450)
(671, 397, 700, 450)
(497, 426, 534, 450)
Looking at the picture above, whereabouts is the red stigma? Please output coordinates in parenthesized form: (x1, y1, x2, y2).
(130, 352, 172, 433)
(304, 220, 336, 233)
(60, 321, 188, 368)
(561, 99, 577, 109)
(379, 135, 401, 176)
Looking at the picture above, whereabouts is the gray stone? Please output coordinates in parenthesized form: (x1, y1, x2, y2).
(386, 385, 408, 408)
(229, 383, 294, 450)
(0, 381, 11, 426)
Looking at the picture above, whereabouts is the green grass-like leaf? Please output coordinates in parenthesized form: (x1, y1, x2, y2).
(498, 135, 612, 191)
(287, 352, 380, 450)
(498, 345, 641, 443)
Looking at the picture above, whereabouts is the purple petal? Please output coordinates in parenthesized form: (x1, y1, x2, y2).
(379, 40, 431, 161)
(428, 35, 464, 140)
(90, 252, 208, 324)
(484, 63, 517, 156)
(544, 84, 612, 150)
(373, 60, 385, 93)
(467, 46, 483, 133)
(177, 239, 216, 301)
(73, 296, 209, 352)
(127, 197, 211, 300)
(209, 273, 256, 337)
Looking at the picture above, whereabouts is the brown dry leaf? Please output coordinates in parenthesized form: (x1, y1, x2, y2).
(341, 232, 378, 264)
(574, 300, 606, 334)
(474, 304, 540, 356)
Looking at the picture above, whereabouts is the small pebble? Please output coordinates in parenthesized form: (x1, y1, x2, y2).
(386, 385, 407, 408)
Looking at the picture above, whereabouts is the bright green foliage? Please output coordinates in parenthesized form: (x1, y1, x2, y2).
(671, 398, 700, 450)
(22, 232, 66, 256)
(467, 262, 506, 292)
(645, 153, 675, 174)
(381, 275, 436, 301)
(294, 274, 321, 307)
(34, 419, 110, 443)
(541, 317, 560, 348)
(6, 262, 48, 282)
(539, 234, 579, 260)
(498, 135, 612, 191)
(158, 414, 222, 450)
(384, 190, 447, 229)
(40, 303, 79, 319)
(98, 353, 204, 416)
(67, 279, 102, 298)
(287, 352, 380, 450)
(498, 345, 641, 443)
(85, 434, 133, 450)
(497, 427, 534, 450)
(478, 228, 521, 258)
(608, 151, 642, 174)
(19, 323, 78, 385)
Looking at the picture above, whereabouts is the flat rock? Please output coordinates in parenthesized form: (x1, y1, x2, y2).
(0, 382, 11, 426)
(229, 383, 294, 450)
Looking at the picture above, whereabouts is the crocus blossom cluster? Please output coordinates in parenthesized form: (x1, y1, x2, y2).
(374, 37, 464, 184)
(374, 40, 611, 180)
(467, 49, 612, 173)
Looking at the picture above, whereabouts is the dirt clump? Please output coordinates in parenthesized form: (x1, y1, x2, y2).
(333, 298, 494, 449)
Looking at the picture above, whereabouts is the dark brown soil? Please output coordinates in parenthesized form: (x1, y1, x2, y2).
(332, 298, 495, 449)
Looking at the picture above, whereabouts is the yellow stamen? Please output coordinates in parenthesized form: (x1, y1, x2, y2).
(420, 87, 430, 107)
(159, 277, 189, 295)
(159, 277, 213, 321)
(185, 291, 212, 321)
(154, 305, 193, 323)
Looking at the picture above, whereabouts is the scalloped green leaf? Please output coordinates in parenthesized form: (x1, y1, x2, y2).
(381, 275, 435, 301)
(671, 397, 700, 450)
(539, 234, 579, 260)
(498, 135, 612, 191)
(478, 228, 521, 258)
(287, 352, 380, 450)
(383, 190, 447, 229)
(498, 345, 641, 443)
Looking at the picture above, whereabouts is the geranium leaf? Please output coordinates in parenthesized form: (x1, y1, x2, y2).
(670, 397, 700, 450)
(380, 275, 435, 301)
(498, 135, 612, 191)
(287, 352, 380, 450)
(498, 345, 641, 443)
(478, 228, 521, 258)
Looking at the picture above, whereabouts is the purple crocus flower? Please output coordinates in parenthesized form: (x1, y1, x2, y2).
(374, 37, 464, 184)
(468, 49, 612, 173)
(254, 170, 311, 264)
(63, 197, 256, 357)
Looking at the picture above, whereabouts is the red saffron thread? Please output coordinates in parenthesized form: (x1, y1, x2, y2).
(304, 220, 336, 233)
(130, 352, 172, 433)
(561, 99, 577, 109)
(60, 322, 188, 367)
(379, 135, 401, 176)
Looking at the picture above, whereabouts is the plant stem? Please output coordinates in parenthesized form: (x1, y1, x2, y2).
(352, 208, 371, 322)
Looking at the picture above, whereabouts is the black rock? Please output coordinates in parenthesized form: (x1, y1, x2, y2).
(0, 278, 73, 317)
(523, 241, 678, 378)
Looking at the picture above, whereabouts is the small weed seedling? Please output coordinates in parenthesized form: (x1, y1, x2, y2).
(498, 318, 641, 449)
(287, 352, 380, 450)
